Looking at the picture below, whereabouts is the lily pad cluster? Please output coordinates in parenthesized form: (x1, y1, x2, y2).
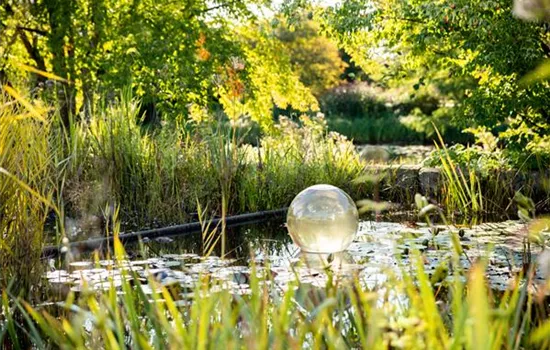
(45, 220, 547, 299)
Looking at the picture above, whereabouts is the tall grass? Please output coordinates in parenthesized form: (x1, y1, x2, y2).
(2, 223, 549, 349)
(57, 93, 365, 229)
(64, 90, 217, 225)
(236, 115, 364, 212)
(0, 87, 57, 299)
(434, 127, 485, 216)
(0, 86, 65, 348)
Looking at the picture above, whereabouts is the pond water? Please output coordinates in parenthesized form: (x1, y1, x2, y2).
(45, 218, 547, 298)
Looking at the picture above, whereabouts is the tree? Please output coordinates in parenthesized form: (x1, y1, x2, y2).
(311, 0, 550, 165)
(1, 0, 317, 128)
(275, 13, 347, 95)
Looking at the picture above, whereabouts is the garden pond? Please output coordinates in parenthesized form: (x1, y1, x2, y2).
(45, 218, 548, 299)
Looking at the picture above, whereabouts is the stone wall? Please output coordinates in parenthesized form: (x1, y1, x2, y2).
(363, 164, 550, 212)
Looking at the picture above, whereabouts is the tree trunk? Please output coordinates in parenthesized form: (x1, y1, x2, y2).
(45, 0, 76, 128)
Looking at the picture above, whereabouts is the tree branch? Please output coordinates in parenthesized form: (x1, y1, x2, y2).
(381, 16, 427, 25)
(202, 3, 228, 14)
(16, 28, 47, 80)
(16, 26, 48, 36)
(186, 3, 232, 19)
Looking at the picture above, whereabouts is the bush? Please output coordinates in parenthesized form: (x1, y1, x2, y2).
(423, 127, 513, 175)
(319, 83, 393, 120)
(399, 108, 471, 145)
(327, 116, 425, 144)
(275, 14, 347, 96)
(320, 82, 470, 145)
(0, 90, 365, 232)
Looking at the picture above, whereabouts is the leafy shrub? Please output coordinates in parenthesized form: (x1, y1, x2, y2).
(327, 116, 425, 144)
(424, 127, 513, 175)
(320, 82, 468, 144)
(319, 83, 393, 120)
(424, 143, 512, 174)
(498, 119, 550, 170)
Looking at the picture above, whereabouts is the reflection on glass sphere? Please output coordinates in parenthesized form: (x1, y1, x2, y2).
(287, 184, 358, 253)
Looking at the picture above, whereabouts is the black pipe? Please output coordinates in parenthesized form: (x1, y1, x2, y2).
(42, 208, 288, 258)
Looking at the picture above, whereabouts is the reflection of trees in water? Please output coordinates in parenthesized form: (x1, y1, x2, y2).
(140, 219, 290, 260)
(62, 219, 290, 263)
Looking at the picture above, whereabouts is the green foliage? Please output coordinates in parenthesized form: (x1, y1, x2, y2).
(320, 83, 394, 120)
(275, 13, 347, 95)
(422, 127, 530, 216)
(327, 116, 424, 144)
(399, 107, 466, 143)
(236, 114, 364, 212)
(216, 23, 318, 129)
(319, 82, 467, 144)
(1, 0, 317, 127)
(0, 89, 55, 300)
(424, 130, 512, 176)
(425, 143, 507, 173)
(314, 0, 550, 165)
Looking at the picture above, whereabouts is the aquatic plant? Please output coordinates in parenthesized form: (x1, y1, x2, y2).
(433, 127, 485, 216)
(0, 88, 57, 299)
(3, 219, 550, 349)
(0, 85, 365, 292)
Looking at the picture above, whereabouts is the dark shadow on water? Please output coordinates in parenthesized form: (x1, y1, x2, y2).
(56, 209, 518, 263)
(140, 218, 291, 261)
(60, 218, 292, 263)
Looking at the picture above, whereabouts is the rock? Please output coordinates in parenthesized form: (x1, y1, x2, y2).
(419, 167, 442, 197)
(359, 145, 391, 163)
(394, 165, 421, 190)
(154, 236, 174, 244)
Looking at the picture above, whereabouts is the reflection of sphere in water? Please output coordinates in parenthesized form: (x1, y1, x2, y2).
(293, 251, 356, 273)
(287, 184, 358, 253)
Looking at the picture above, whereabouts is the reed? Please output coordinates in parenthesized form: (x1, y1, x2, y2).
(433, 127, 484, 216)
(0, 87, 58, 299)
(5, 225, 548, 349)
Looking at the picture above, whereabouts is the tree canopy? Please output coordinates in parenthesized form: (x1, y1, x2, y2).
(275, 13, 346, 95)
(302, 0, 550, 164)
(1, 0, 318, 127)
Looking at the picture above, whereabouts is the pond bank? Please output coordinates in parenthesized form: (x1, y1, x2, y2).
(364, 164, 550, 212)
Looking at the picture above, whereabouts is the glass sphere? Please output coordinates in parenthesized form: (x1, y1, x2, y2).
(287, 184, 358, 253)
